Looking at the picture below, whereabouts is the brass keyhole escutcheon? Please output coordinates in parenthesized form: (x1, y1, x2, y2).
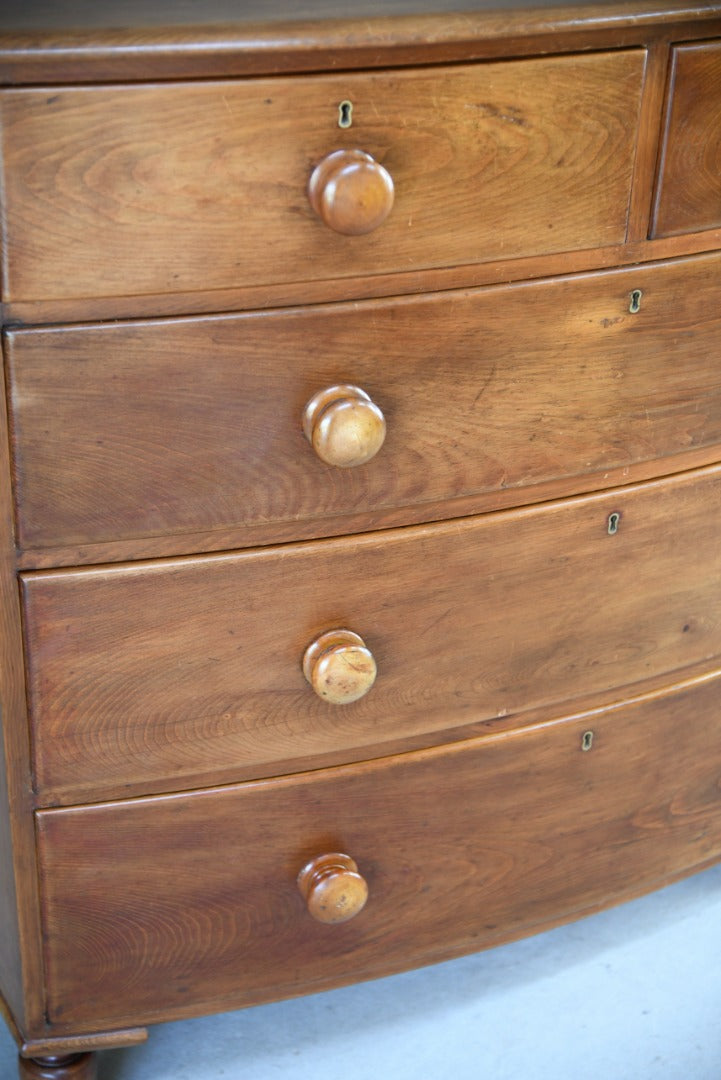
(338, 100, 353, 129)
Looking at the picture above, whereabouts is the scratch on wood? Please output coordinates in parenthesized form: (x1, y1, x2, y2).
(473, 362, 498, 405)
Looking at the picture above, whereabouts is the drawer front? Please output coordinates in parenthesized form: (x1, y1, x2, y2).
(0, 51, 644, 303)
(22, 465, 721, 804)
(652, 41, 721, 237)
(9, 252, 721, 556)
(36, 674, 721, 1030)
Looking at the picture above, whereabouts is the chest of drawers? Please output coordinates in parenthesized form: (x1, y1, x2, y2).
(2, 2, 721, 1077)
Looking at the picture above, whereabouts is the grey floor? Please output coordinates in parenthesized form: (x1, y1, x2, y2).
(2, 863, 720, 1079)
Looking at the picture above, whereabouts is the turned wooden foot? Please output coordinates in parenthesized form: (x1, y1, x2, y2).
(18, 1053, 97, 1080)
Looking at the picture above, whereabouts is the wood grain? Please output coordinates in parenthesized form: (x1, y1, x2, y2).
(652, 41, 721, 237)
(0, 2, 719, 85)
(2, 1, 721, 1065)
(18, 1030, 147, 1061)
(625, 39, 670, 242)
(8, 252, 721, 556)
(35, 671, 721, 1030)
(0, 50, 643, 303)
(0, 338, 44, 1034)
(21, 464, 721, 805)
(8, 229, 721, 329)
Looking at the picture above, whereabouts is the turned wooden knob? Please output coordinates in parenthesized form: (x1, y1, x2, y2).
(308, 149, 394, 235)
(298, 853, 369, 924)
(303, 629, 377, 705)
(303, 384, 386, 468)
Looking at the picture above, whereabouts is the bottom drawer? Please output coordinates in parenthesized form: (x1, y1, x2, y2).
(37, 672, 721, 1033)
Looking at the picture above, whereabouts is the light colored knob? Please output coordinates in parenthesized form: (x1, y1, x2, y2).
(308, 149, 394, 235)
(303, 384, 386, 468)
(298, 853, 369, 924)
(303, 629, 377, 705)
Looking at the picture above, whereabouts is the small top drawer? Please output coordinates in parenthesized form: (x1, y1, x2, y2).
(0, 50, 645, 303)
(652, 41, 721, 237)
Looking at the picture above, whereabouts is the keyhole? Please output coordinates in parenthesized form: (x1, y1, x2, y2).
(607, 512, 620, 535)
(338, 100, 353, 129)
(581, 731, 594, 752)
(629, 289, 643, 314)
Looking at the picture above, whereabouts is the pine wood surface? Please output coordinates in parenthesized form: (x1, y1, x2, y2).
(652, 40, 721, 238)
(21, 464, 721, 806)
(13, 1030, 147, 1063)
(4, 228, 721, 330)
(0, 1, 720, 84)
(0, 339, 44, 1035)
(8, 252, 721, 559)
(0, 50, 643, 304)
(35, 671, 721, 1031)
(1, 1, 721, 1070)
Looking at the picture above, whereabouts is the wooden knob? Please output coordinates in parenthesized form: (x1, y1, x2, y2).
(298, 853, 369, 924)
(303, 384, 386, 468)
(308, 149, 394, 235)
(303, 629, 377, 705)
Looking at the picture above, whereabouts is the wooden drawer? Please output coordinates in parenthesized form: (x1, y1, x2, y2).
(0, 50, 644, 304)
(35, 672, 721, 1031)
(22, 464, 721, 805)
(8, 252, 721, 559)
(652, 41, 721, 237)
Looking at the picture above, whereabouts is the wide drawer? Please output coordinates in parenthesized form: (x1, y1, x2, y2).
(8, 252, 721, 558)
(35, 673, 721, 1031)
(22, 464, 721, 805)
(652, 41, 721, 237)
(0, 50, 644, 303)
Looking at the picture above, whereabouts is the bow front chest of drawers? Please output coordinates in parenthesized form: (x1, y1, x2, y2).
(2, 2, 721, 1076)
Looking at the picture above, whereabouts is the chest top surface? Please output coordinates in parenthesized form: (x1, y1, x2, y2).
(1, 0, 720, 83)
